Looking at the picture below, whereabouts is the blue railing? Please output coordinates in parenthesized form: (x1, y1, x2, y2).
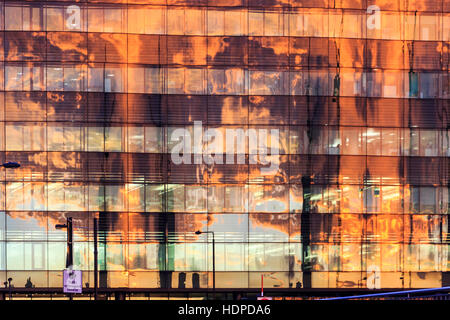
(320, 286, 450, 300)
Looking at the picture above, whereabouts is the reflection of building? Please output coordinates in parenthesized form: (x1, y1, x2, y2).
(0, 1, 448, 299)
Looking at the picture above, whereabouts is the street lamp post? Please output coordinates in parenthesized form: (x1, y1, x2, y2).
(55, 217, 73, 300)
(55, 217, 73, 268)
(55, 218, 99, 300)
(195, 230, 215, 299)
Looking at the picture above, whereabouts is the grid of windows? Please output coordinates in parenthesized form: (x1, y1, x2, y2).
(0, 1, 448, 290)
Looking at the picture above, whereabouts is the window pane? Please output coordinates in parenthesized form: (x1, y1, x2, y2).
(6, 183, 47, 211)
(364, 186, 381, 213)
(88, 185, 105, 211)
(105, 67, 125, 93)
(168, 9, 185, 35)
(5, 125, 24, 150)
(64, 66, 86, 91)
(224, 10, 246, 36)
(104, 9, 125, 33)
(248, 12, 262, 36)
(88, 8, 103, 33)
(5, 65, 23, 90)
(208, 10, 224, 36)
(145, 127, 164, 153)
(46, 7, 64, 31)
(128, 184, 145, 212)
(186, 9, 204, 35)
(185, 186, 207, 212)
(5, 124, 46, 151)
(128, 67, 145, 93)
(105, 185, 125, 211)
(47, 66, 64, 91)
(341, 185, 363, 213)
(382, 128, 400, 156)
(105, 127, 123, 152)
(88, 66, 104, 92)
(88, 127, 104, 152)
(128, 127, 144, 153)
(128, 8, 145, 34)
(420, 130, 438, 157)
(421, 187, 436, 214)
(146, 185, 164, 212)
(167, 68, 185, 94)
(366, 128, 381, 156)
(5, 6, 22, 30)
(146, 8, 165, 34)
(145, 68, 162, 94)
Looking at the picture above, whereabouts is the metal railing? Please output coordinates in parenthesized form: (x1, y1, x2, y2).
(320, 286, 450, 300)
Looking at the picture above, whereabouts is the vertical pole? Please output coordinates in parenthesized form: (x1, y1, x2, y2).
(67, 217, 73, 301)
(212, 233, 215, 300)
(94, 217, 98, 300)
(301, 176, 312, 288)
(67, 217, 73, 268)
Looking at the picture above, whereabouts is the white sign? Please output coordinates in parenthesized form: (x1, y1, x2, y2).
(63, 269, 83, 294)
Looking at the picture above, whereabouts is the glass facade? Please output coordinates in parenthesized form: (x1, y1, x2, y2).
(0, 0, 448, 291)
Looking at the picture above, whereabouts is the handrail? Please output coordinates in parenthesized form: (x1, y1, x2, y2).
(321, 286, 450, 300)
